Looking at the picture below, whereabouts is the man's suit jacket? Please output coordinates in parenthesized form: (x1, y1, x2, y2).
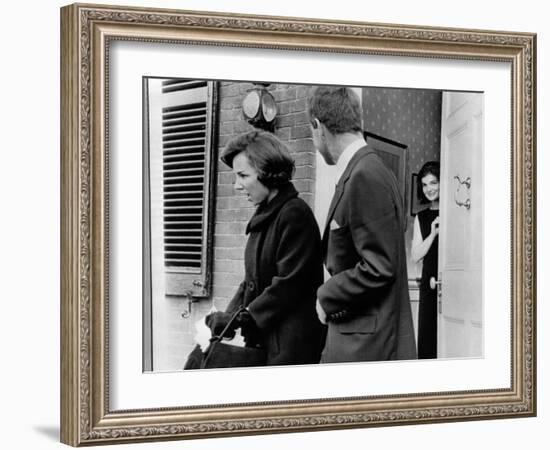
(318, 146, 417, 362)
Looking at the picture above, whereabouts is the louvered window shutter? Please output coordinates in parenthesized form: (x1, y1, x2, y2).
(146, 79, 217, 298)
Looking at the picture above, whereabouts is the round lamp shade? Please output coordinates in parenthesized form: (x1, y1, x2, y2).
(261, 91, 277, 122)
(242, 90, 261, 120)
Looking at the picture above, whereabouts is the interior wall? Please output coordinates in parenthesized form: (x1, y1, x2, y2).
(363, 87, 442, 174)
(363, 87, 442, 279)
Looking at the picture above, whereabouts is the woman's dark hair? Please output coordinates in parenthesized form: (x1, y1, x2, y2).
(416, 161, 440, 204)
(221, 130, 295, 189)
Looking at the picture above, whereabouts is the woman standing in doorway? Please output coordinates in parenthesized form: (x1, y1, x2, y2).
(411, 161, 440, 359)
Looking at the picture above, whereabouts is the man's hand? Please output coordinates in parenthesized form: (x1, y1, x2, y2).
(316, 299, 327, 325)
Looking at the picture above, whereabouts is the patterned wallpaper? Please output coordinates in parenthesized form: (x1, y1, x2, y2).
(362, 87, 442, 175)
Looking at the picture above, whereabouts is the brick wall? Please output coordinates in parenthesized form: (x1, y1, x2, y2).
(212, 82, 316, 311)
(161, 81, 318, 369)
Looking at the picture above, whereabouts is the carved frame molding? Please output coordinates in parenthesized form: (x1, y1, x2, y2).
(61, 3, 536, 446)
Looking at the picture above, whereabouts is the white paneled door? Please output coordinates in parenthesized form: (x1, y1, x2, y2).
(437, 92, 484, 358)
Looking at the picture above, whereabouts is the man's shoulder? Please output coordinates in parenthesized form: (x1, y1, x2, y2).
(348, 149, 390, 183)
(353, 148, 385, 170)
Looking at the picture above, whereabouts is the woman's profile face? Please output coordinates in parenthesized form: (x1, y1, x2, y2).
(421, 173, 440, 202)
(232, 151, 272, 206)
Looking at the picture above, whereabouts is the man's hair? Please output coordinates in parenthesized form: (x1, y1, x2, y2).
(307, 86, 363, 135)
(221, 130, 295, 189)
(416, 161, 440, 204)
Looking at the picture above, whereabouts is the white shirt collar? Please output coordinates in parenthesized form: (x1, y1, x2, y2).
(335, 137, 367, 185)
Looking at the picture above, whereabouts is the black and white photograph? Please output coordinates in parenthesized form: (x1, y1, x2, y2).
(142, 78, 483, 372)
(55, 1, 538, 447)
(3, 0, 547, 448)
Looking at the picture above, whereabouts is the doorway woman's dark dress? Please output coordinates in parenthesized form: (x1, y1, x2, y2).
(417, 208, 439, 359)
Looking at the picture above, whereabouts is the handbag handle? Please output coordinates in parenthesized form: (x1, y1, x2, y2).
(211, 307, 247, 343)
(201, 307, 247, 370)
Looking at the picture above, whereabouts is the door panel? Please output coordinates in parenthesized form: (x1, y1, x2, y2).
(438, 92, 483, 359)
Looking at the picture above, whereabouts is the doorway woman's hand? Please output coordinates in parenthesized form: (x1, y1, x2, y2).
(431, 216, 440, 237)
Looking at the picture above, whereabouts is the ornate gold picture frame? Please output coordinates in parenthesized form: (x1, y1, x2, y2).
(60, 3, 536, 446)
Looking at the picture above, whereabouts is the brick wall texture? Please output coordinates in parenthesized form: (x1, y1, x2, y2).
(212, 82, 316, 311)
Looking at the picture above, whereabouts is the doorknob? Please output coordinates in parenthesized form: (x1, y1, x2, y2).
(429, 276, 441, 290)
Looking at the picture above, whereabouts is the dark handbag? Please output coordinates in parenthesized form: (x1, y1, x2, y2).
(182, 344, 204, 370)
(183, 308, 266, 370)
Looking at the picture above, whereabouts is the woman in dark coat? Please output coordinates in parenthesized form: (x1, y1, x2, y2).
(206, 130, 326, 366)
(411, 161, 440, 359)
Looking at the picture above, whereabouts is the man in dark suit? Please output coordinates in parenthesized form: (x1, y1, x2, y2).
(307, 86, 417, 363)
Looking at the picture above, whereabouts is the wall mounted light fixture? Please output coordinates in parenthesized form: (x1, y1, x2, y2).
(242, 83, 277, 132)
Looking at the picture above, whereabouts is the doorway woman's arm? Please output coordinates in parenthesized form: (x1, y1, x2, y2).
(411, 215, 438, 263)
